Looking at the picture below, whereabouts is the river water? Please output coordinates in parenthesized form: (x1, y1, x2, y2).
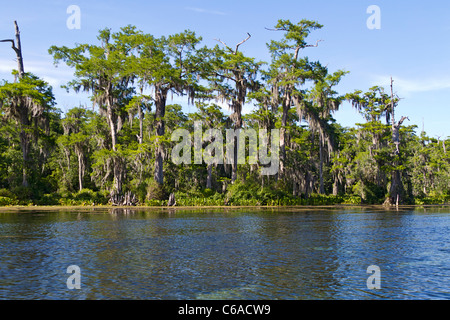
(0, 206, 449, 300)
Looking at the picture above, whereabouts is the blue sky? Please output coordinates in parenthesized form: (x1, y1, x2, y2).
(1, 0, 450, 138)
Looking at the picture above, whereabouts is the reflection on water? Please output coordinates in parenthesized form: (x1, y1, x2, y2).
(0, 206, 449, 300)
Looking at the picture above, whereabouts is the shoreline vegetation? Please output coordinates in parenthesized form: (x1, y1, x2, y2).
(1, 203, 450, 213)
(1, 20, 450, 209)
(0, 187, 449, 209)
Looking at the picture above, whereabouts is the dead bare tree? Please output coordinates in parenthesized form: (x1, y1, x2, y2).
(388, 77, 409, 206)
(1, 21, 30, 187)
(1, 21, 25, 79)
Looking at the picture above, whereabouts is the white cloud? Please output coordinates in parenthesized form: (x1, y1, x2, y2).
(0, 57, 73, 87)
(371, 74, 450, 97)
(185, 7, 227, 16)
(0, 59, 15, 73)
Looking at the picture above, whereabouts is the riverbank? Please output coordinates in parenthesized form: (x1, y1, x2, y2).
(1, 203, 450, 213)
(3, 184, 450, 208)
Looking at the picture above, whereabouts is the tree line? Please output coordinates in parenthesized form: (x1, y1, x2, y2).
(0, 19, 449, 206)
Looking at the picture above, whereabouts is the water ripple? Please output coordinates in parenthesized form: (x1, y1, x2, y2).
(1, 208, 449, 299)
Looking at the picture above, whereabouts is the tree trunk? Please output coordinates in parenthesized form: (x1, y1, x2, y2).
(231, 141, 238, 183)
(332, 174, 339, 196)
(76, 150, 84, 191)
(387, 78, 408, 205)
(279, 126, 286, 178)
(112, 159, 123, 196)
(154, 87, 168, 185)
(138, 103, 143, 144)
(105, 99, 123, 199)
(107, 109, 118, 151)
(230, 69, 245, 184)
(168, 193, 176, 206)
(230, 113, 241, 184)
(306, 174, 312, 198)
(423, 172, 427, 195)
(319, 138, 324, 194)
(206, 164, 213, 189)
(279, 95, 290, 177)
(5, 21, 28, 187)
(389, 170, 404, 205)
(1, 21, 25, 79)
(14, 21, 25, 78)
(19, 131, 30, 187)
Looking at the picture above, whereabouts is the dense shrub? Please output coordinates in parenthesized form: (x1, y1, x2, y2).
(146, 180, 166, 201)
(0, 196, 18, 206)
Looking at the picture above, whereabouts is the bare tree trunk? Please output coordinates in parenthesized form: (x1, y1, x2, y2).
(2, 21, 27, 186)
(76, 150, 85, 191)
(1, 21, 25, 79)
(387, 78, 408, 205)
(14, 21, 25, 78)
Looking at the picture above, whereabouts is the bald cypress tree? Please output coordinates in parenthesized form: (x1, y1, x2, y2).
(49, 26, 141, 201)
(208, 33, 262, 183)
(265, 19, 323, 177)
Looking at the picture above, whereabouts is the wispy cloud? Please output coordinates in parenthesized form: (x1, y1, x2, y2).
(0, 58, 73, 87)
(185, 7, 227, 16)
(371, 74, 450, 97)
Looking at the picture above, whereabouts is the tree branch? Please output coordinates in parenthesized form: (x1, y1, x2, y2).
(264, 27, 287, 31)
(213, 71, 236, 83)
(213, 38, 229, 49)
(390, 77, 395, 125)
(13, 20, 24, 77)
(1, 21, 24, 78)
(235, 33, 251, 53)
(305, 39, 324, 48)
(397, 116, 409, 127)
(0, 39, 15, 46)
(214, 32, 251, 54)
(0, 39, 19, 54)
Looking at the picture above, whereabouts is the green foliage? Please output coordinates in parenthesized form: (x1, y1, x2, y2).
(1, 21, 449, 208)
(146, 179, 166, 201)
(0, 196, 18, 206)
(0, 189, 18, 206)
(10, 186, 33, 203)
(0, 188, 14, 198)
(414, 194, 450, 205)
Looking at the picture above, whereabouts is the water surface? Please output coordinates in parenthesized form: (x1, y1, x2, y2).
(0, 206, 449, 300)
